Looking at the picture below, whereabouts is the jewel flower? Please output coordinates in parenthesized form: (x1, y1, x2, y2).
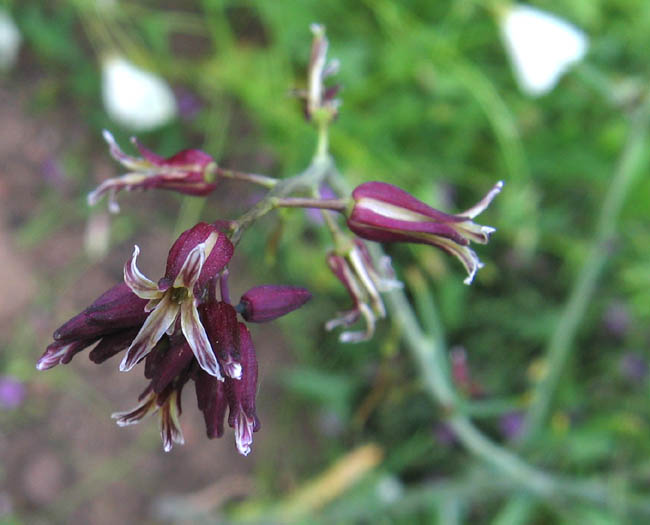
(120, 222, 234, 379)
(88, 130, 217, 213)
(326, 238, 402, 343)
(347, 181, 503, 284)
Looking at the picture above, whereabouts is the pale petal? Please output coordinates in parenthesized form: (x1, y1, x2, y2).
(339, 303, 376, 343)
(160, 392, 184, 452)
(111, 391, 157, 426)
(349, 248, 386, 318)
(234, 412, 255, 456)
(124, 245, 161, 299)
(459, 181, 504, 219)
(87, 173, 149, 211)
(180, 300, 223, 380)
(120, 294, 179, 371)
(102, 129, 146, 170)
(501, 6, 588, 96)
(434, 237, 483, 285)
(36, 342, 72, 371)
(222, 359, 242, 380)
(173, 242, 206, 289)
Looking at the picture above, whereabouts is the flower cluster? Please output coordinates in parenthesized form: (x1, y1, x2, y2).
(40, 24, 504, 456)
(39, 223, 311, 455)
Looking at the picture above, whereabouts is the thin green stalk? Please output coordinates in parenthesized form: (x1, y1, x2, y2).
(519, 98, 650, 444)
(384, 287, 556, 497)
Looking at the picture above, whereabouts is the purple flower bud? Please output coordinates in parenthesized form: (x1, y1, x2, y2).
(201, 301, 242, 380)
(238, 285, 312, 323)
(53, 283, 149, 342)
(88, 130, 218, 213)
(226, 323, 260, 456)
(347, 181, 503, 284)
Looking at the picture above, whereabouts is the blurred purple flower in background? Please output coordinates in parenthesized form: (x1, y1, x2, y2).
(0, 376, 26, 409)
(41, 157, 65, 189)
(305, 184, 337, 225)
(620, 353, 647, 384)
(499, 411, 525, 441)
(175, 87, 203, 121)
(602, 301, 630, 339)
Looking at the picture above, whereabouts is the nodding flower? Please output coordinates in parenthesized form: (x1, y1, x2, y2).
(326, 238, 402, 343)
(40, 221, 312, 455)
(346, 181, 503, 284)
(88, 130, 217, 213)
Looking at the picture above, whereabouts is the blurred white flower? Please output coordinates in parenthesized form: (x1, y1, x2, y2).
(101, 55, 177, 130)
(500, 4, 588, 96)
(0, 9, 21, 71)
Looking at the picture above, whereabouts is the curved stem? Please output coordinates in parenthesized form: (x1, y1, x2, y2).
(384, 286, 555, 497)
(519, 98, 650, 444)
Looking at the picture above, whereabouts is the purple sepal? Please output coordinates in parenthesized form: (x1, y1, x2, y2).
(53, 283, 149, 342)
(348, 207, 470, 246)
(89, 328, 139, 364)
(194, 369, 228, 438)
(226, 323, 260, 430)
(161, 223, 234, 291)
(239, 285, 312, 323)
(201, 301, 241, 377)
(150, 339, 195, 394)
(133, 138, 213, 170)
(352, 182, 465, 223)
(37, 338, 100, 370)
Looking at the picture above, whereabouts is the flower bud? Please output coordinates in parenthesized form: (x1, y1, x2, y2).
(88, 130, 217, 213)
(238, 285, 312, 323)
(347, 181, 503, 284)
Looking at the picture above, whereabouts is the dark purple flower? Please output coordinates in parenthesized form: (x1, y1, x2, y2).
(238, 285, 312, 323)
(175, 87, 203, 121)
(347, 181, 503, 284)
(88, 130, 217, 213)
(603, 302, 630, 338)
(0, 376, 26, 409)
(37, 283, 149, 370)
(120, 223, 233, 378)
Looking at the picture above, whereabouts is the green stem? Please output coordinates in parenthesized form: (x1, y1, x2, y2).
(519, 98, 650, 444)
(272, 197, 348, 211)
(384, 286, 555, 497)
(229, 156, 333, 245)
(215, 166, 279, 188)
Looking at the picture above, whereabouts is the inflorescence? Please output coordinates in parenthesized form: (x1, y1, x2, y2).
(38, 24, 502, 455)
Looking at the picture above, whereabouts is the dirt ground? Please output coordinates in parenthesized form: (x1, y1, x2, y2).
(0, 80, 293, 524)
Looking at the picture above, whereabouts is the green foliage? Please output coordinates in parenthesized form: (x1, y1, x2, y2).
(4, 0, 650, 523)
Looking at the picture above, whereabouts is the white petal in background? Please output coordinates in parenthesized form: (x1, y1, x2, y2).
(101, 55, 177, 131)
(500, 5, 588, 97)
(0, 9, 22, 71)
